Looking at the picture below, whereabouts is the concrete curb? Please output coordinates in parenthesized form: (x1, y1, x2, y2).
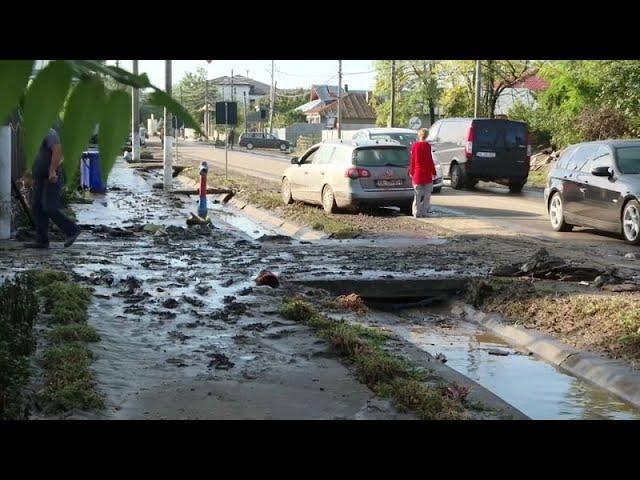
(453, 301, 640, 410)
(175, 174, 328, 242)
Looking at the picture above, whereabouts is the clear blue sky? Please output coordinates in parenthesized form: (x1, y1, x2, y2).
(106, 60, 375, 90)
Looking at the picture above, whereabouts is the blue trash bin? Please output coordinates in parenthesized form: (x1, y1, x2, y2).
(80, 150, 106, 193)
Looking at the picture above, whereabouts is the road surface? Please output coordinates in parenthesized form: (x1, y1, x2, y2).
(174, 140, 625, 244)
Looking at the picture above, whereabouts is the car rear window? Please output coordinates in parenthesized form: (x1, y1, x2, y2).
(370, 133, 416, 147)
(616, 146, 640, 174)
(473, 120, 527, 148)
(354, 147, 409, 167)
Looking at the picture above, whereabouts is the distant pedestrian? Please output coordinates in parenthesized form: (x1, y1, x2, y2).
(25, 124, 81, 249)
(228, 129, 235, 150)
(160, 126, 164, 147)
(408, 128, 436, 218)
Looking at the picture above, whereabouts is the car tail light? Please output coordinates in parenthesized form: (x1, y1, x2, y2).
(345, 167, 371, 179)
(526, 133, 532, 157)
(465, 125, 474, 160)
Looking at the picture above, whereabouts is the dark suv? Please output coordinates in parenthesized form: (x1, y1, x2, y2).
(239, 132, 291, 152)
(427, 118, 531, 192)
(544, 139, 640, 244)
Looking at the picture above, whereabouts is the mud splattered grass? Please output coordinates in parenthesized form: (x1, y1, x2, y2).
(40, 343, 104, 412)
(526, 166, 550, 189)
(25, 269, 104, 414)
(0, 275, 39, 419)
(472, 278, 640, 369)
(280, 298, 470, 419)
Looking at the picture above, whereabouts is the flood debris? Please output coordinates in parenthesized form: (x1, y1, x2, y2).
(491, 248, 607, 282)
(335, 293, 368, 315)
(162, 298, 180, 309)
(488, 349, 510, 356)
(255, 270, 279, 288)
(435, 353, 448, 363)
(183, 295, 205, 307)
(207, 353, 235, 370)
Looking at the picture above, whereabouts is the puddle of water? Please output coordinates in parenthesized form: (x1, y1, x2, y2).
(392, 316, 640, 420)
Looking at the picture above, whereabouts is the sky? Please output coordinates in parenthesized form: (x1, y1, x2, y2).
(106, 60, 376, 90)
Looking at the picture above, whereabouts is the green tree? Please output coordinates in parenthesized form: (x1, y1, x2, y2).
(174, 68, 217, 127)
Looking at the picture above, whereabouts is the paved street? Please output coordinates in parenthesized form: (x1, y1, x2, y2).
(174, 140, 625, 245)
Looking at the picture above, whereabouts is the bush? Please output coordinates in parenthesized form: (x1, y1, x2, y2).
(577, 106, 631, 141)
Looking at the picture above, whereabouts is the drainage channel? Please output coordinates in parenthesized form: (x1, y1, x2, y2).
(296, 278, 640, 420)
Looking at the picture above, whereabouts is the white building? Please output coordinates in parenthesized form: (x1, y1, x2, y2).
(209, 75, 271, 106)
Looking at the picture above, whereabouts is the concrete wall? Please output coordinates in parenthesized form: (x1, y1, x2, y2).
(274, 123, 323, 146)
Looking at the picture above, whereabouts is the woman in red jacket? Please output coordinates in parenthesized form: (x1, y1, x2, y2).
(408, 128, 436, 218)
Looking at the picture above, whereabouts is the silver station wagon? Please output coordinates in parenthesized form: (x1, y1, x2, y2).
(281, 140, 421, 214)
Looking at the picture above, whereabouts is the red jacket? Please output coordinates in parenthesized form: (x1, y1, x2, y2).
(409, 141, 436, 185)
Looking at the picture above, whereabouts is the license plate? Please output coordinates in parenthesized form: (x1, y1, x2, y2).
(376, 179, 403, 187)
(477, 152, 496, 158)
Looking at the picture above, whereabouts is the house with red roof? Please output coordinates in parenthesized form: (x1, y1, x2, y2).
(494, 71, 550, 116)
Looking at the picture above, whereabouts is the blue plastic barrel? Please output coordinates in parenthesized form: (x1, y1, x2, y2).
(80, 151, 106, 193)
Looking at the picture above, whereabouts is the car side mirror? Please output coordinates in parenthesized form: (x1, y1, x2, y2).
(591, 166, 612, 177)
(291, 157, 299, 165)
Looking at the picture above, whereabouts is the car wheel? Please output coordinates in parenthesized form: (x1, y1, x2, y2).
(549, 192, 573, 232)
(400, 203, 413, 215)
(246, 142, 254, 150)
(279, 143, 288, 152)
(450, 164, 465, 190)
(281, 178, 293, 205)
(322, 185, 337, 214)
(432, 186, 442, 194)
(509, 179, 526, 193)
(622, 199, 640, 244)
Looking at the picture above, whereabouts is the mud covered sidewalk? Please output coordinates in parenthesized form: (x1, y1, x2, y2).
(1, 159, 526, 419)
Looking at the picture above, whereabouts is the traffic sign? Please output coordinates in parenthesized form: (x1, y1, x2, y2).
(409, 117, 422, 129)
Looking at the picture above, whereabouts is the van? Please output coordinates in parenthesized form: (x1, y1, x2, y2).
(428, 118, 531, 192)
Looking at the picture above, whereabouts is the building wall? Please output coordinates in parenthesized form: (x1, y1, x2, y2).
(214, 84, 267, 104)
(495, 88, 536, 116)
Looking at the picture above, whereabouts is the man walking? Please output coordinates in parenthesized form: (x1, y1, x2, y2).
(25, 124, 81, 249)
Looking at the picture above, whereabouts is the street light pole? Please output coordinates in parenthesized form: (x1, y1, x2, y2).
(163, 60, 173, 191)
(390, 60, 396, 128)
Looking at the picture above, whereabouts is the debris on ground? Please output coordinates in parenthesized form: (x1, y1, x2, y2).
(491, 248, 607, 282)
(255, 270, 279, 288)
(162, 298, 180, 309)
(435, 353, 447, 363)
(182, 295, 205, 307)
(207, 353, 235, 370)
(335, 293, 368, 315)
(488, 349, 510, 356)
(440, 384, 469, 402)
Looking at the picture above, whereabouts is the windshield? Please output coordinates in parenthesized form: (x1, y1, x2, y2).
(354, 147, 409, 167)
(370, 133, 416, 147)
(616, 146, 640, 174)
(474, 120, 527, 148)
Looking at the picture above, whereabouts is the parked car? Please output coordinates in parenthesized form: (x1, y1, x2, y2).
(239, 132, 291, 152)
(281, 140, 428, 214)
(544, 139, 640, 244)
(351, 127, 443, 192)
(427, 118, 531, 192)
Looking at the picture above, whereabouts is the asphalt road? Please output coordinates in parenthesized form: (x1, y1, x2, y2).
(174, 140, 625, 244)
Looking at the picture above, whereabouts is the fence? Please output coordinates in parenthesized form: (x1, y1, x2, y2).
(9, 120, 26, 181)
(274, 123, 323, 146)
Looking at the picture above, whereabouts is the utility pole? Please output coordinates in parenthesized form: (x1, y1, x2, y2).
(163, 60, 173, 191)
(132, 60, 140, 163)
(205, 78, 209, 139)
(337, 60, 342, 139)
(389, 60, 396, 128)
(474, 60, 482, 118)
(269, 60, 275, 134)
(231, 69, 234, 102)
(243, 91, 248, 133)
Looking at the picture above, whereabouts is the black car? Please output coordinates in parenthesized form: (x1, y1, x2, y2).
(544, 140, 640, 244)
(239, 132, 291, 152)
(427, 118, 531, 192)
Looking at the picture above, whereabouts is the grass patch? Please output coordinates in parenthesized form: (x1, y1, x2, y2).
(39, 342, 104, 412)
(48, 324, 101, 344)
(180, 169, 362, 239)
(23, 269, 69, 289)
(0, 275, 39, 419)
(279, 297, 471, 419)
(39, 281, 92, 324)
(526, 166, 550, 188)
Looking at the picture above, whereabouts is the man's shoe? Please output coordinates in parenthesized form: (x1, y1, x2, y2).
(64, 231, 81, 248)
(24, 242, 50, 249)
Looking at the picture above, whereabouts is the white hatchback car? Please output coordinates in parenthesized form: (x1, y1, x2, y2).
(351, 127, 443, 192)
